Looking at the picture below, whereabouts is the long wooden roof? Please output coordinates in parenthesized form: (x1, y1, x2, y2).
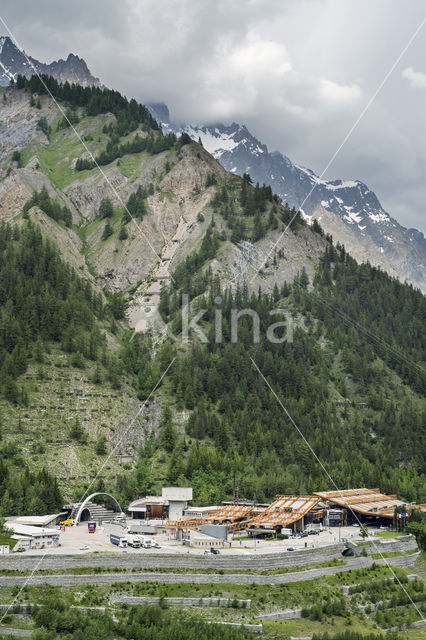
(313, 488, 406, 519)
(245, 495, 320, 529)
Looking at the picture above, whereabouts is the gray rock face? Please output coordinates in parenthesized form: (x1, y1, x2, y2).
(147, 102, 170, 124)
(0, 36, 100, 87)
(168, 120, 425, 292)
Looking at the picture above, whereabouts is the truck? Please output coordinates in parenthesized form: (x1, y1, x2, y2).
(110, 533, 127, 548)
(88, 521, 96, 533)
(59, 518, 74, 526)
(126, 534, 141, 548)
(141, 537, 160, 549)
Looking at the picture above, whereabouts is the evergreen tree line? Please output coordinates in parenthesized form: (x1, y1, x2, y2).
(22, 186, 72, 227)
(210, 179, 305, 244)
(171, 221, 222, 295)
(29, 598, 250, 640)
(311, 241, 426, 392)
(0, 451, 62, 516)
(0, 222, 107, 403)
(124, 183, 155, 221)
(128, 242, 425, 505)
(76, 130, 178, 170)
(15, 74, 159, 132)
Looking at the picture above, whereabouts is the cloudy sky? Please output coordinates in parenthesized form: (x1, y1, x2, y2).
(2, 0, 426, 231)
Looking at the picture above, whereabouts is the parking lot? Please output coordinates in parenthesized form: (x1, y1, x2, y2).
(15, 523, 390, 556)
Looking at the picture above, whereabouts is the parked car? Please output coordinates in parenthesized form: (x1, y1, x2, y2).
(204, 550, 214, 555)
(210, 548, 221, 555)
(79, 545, 89, 550)
(286, 547, 295, 551)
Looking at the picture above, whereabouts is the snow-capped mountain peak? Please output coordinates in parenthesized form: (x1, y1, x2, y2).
(157, 115, 424, 291)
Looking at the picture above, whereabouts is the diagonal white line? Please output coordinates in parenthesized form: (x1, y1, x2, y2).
(251, 240, 424, 374)
(251, 356, 424, 621)
(0, 14, 171, 282)
(0, 357, 175, 625)
(251, 16, 426, 282)
(76, 356, 176, 505)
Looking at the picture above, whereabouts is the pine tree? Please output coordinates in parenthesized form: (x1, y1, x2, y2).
(160, 407, 177, 452)
(102, 221, 113, 240)
(99, 197, 113, 218)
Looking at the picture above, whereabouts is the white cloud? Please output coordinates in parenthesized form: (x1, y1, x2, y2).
(402, 66, 426, 89)
(1, 0, 426, 232)
(319, 78, 362, 104)
(201, 31, 292, 119)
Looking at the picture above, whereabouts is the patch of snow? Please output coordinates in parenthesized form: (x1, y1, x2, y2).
(0, 37, 5, 56)
(344, 215, 354, 224)
(0, 59, 16, 81)
(295, 164, 327, 186)
(358, 225, 366, 230)
(380, 247, 384, 253)
(369, 212, 389, 223)
(347, 210, 362, 224)
(384, 235, 394, 243)
(184, 126, 239, 155)
(327, 180, 359, 190)
(335, 196, 344, 204)
(252, 145, 264, 157)
(321, 200, 329, 208)
(300, 208, 312, 223)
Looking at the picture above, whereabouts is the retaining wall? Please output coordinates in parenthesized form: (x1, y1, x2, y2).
(0, 545, 344, 571)
(259, 608, 302, 621)
(375, 551, 420, 568)
(0, 557, 375, 587)
(113, 596, 251, 608)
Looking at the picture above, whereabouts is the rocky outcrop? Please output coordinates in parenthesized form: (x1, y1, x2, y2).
(0, 36, 100, 87)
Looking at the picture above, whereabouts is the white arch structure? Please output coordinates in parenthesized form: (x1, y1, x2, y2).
(73, 492, 124, 525)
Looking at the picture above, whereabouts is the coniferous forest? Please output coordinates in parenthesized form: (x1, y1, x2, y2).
(0, 78, 424, 519)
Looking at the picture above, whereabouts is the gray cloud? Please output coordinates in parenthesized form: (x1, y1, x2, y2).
(1, 0, 425, 232)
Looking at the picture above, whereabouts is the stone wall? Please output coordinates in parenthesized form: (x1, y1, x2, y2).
(0, 543, 344, 571)
(113, 596, 250, 608)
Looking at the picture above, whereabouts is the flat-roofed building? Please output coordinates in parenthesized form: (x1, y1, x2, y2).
(7, 523, 61, 550)
(183, 506, 219, 519)
(128, 487, 193, 521)
(11, 513, 66, 528)
(188, 530, 231, 549)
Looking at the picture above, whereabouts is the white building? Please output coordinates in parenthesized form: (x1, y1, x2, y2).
(183, 506, 218, 519)
(12, 514, 66, 527)
(162, 487, 193, 521)
(7, 523, 61, 550)
(188, 530, 231, 549)
(128, 487, 193, 521)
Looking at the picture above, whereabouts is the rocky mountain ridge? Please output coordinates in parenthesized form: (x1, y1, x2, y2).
(0, 36, 100, 87)
(148, 107, 425, 292)
(0, 35, 423, 291)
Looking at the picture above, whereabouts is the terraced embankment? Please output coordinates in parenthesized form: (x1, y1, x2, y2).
(0, 554, 419, 588)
